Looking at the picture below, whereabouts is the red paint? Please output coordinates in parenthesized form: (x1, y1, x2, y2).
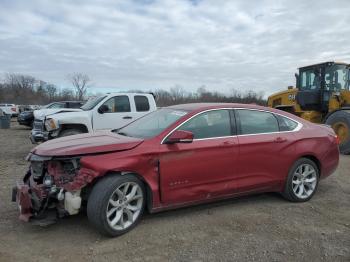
(17, 183, 33, 222)
(19, 103, 340, 217)
(32, 131, 143, 156)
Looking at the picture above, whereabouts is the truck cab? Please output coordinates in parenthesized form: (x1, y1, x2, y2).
(268, 61, 350, 154)
(31, 93, 157, 143)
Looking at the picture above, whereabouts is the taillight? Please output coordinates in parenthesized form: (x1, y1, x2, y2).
(11, 107, 16, 112)
(335, 135, 340, 145)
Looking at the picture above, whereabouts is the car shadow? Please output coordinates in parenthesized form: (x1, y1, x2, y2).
(142, 192, 283, 221)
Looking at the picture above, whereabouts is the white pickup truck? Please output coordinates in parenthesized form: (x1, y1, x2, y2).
(30, 93, 157, 143)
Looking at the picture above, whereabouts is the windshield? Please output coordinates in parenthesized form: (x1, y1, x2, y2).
(81, 96, 106, 111)
(325, 64, 349, 91)
(115, 108, 188, 138)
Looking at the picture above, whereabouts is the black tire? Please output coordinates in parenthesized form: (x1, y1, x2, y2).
(282, 158, 319, 202)
(87, 174, 146, 237)
(58, 128, 84, 137)
(325, 110, 350, 154)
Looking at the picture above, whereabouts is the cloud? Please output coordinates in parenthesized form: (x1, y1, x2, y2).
(0, 0, 349, 96)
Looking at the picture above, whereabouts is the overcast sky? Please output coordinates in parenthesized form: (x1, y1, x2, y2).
(0, 0, 349, 96)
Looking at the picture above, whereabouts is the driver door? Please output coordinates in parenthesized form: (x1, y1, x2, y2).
(93, 95, 135, 130)
(158, 109, 239, 205)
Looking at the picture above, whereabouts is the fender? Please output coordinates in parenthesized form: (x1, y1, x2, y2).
(48, 111, 93, 132)
(78, 152, 162, 210)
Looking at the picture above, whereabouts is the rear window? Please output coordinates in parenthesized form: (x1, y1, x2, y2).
(276, 115, 298, 131)
(237, 109, 279, 135)
(47, 103, 65, 109)
(134, 96, 150, 112)
(68, 102, 83, 108)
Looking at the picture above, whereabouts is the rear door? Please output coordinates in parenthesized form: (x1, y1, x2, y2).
(235, 109, 297, 192)
(132, 95, 153, 119)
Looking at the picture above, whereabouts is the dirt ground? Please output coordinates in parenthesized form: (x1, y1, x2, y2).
(0, 120, 349, 262)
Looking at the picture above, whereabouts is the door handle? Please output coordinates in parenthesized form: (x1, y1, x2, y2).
(222, 141, 236, 147)
(274, 137, 287, 143)
(123, 116, 133, 119)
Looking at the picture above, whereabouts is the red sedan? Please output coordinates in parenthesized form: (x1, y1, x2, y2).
(13, 103, 339, 236)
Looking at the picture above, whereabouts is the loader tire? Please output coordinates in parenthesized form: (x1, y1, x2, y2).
(325, 110, 350, 154)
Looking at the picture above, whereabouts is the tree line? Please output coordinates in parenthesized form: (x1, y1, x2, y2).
(0, 73, 266, 106)
(0, 73, 91, 105)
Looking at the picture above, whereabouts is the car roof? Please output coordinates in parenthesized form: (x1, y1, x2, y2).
(167, 103, 268, 112)
(166, 102, 307, 124)
(105, 92, 151, 95)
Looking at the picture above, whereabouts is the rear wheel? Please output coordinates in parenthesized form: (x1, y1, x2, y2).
(325, 110, 350, 154)
(283, 158, 319, 202)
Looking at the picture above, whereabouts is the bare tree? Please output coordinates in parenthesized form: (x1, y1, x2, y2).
(67, 73, 91, 100)
(59, 88, 75, 100)
(5, 73, 36, 89)
(45, 84, 57, 101)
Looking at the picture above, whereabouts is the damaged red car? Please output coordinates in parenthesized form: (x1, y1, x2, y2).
(13, 103, 339, 236)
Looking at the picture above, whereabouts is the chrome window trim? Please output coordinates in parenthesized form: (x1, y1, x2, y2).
(160, 107, 303, 144)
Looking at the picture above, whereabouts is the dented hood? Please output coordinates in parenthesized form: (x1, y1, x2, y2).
(32, 131, 144, 156)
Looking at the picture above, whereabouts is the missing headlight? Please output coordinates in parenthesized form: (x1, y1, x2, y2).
(31, 161, 45, 180)
(61, 158, 80, 175)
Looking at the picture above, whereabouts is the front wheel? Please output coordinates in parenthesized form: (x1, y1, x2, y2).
(282, 158, 319, 202)
(87, 174, 146, 237)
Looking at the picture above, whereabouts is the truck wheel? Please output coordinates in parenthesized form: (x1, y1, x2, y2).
(58, 129, 83, 137)
(282, 158, 319, 202)
(87, 174, 146, 237)
(325, 110, 350, 154)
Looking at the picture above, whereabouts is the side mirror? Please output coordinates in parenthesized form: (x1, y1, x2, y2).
(165, 130, 194, 144)
(98, 105, 109, 114)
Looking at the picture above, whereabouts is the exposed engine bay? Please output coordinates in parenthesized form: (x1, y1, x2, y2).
(13, 153, 97, 225)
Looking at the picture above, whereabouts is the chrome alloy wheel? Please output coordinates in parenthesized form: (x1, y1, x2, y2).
(106, 182, 143, 230)
(292, 164, 317, 199)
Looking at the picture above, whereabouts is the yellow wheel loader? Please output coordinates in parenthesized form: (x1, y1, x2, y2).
(268, 62, 350, 154)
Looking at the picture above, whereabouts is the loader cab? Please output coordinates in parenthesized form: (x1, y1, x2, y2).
(296, 62, 350, 113)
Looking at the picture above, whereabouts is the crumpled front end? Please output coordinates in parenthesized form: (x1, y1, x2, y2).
(13, 153, 99, 225)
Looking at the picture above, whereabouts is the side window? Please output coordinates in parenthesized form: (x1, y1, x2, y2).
(276, 115, 298, 131)
(179, 110, 231, 139)
(101, 96, 131, 113)
(237, 109, 279, 135)
(134, 96, 150, 112)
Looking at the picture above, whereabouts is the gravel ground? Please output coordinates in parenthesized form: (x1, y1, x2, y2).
(0, 120, 349, 262)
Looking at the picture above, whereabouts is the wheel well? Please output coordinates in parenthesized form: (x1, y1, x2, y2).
(300, 155, 321, 175)
(83, 171, 153, 213)
(61, 124, 88, 133)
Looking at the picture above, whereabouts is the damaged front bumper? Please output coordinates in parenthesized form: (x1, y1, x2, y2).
(30, 130, 49, 144)
(13, 182, 32, 222)
(12, 170, 84, 226)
